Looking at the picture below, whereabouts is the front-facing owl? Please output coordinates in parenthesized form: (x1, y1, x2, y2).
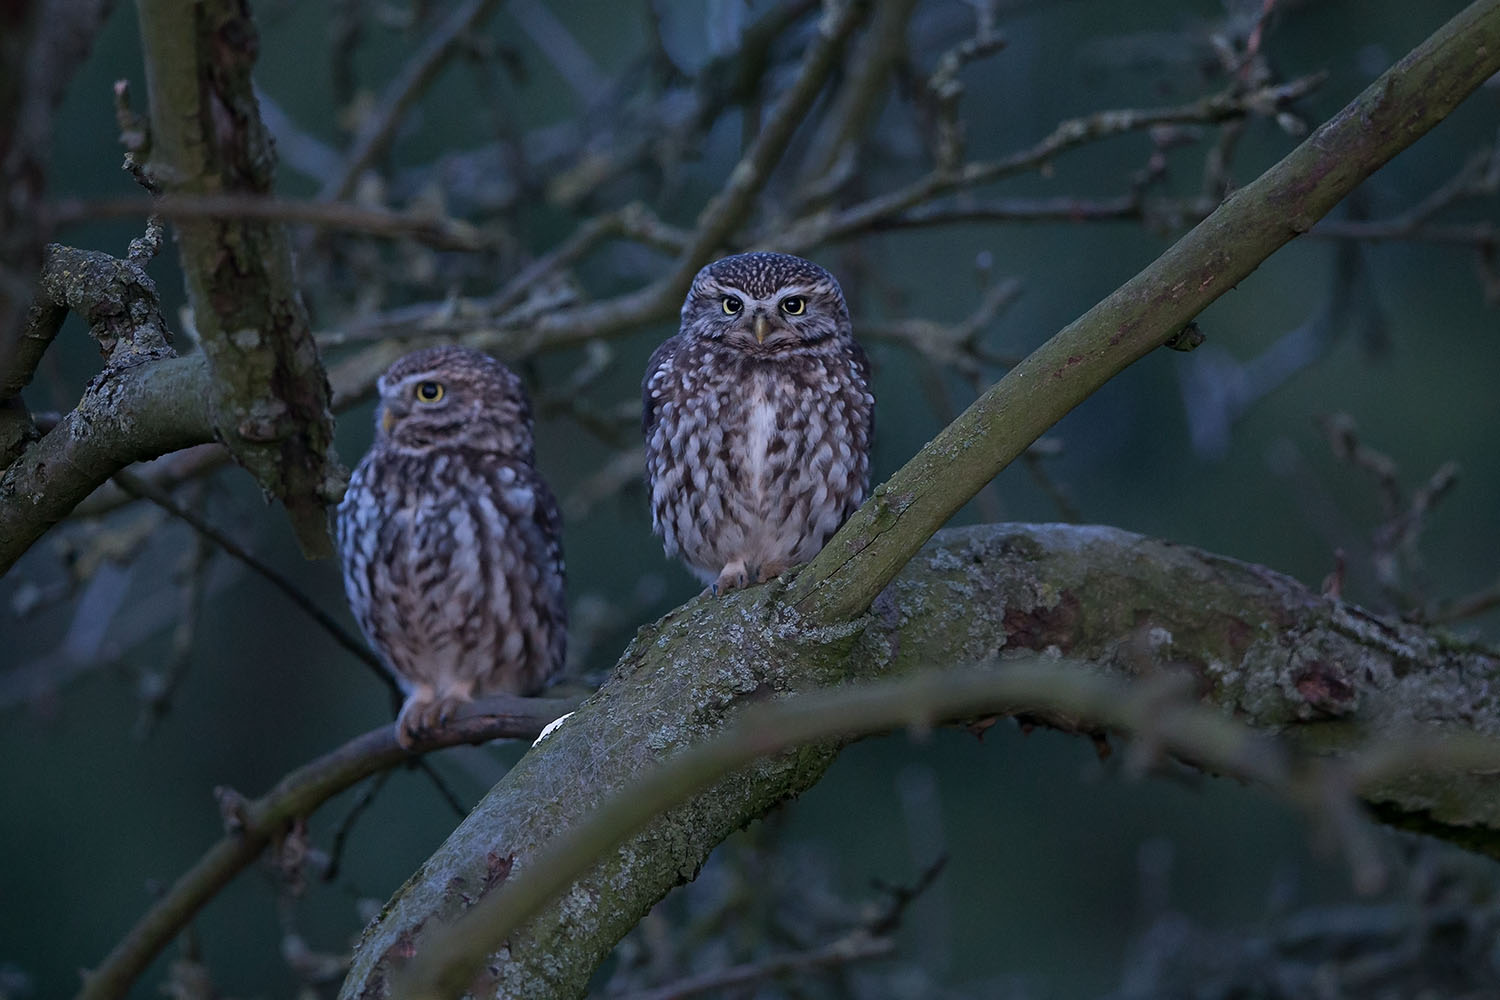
(337, 345, 566, 748)
(643, 251, 874, 593)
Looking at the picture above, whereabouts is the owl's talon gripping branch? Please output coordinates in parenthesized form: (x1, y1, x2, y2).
(395, 684, 475, 749)
(713, 560, 750, 595)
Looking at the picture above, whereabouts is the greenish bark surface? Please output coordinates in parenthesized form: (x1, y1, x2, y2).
(341, 523, 1500, 999)
(136, 0, 343, 557)
(785, 0, 1500, 625)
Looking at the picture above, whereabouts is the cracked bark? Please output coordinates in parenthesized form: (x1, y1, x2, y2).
(339, 523, 1500, 999)
(135, 0, 343, 557)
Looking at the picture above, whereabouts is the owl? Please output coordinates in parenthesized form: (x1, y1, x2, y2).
(337, 345, 567, 748)
(642, 251, 874, 594)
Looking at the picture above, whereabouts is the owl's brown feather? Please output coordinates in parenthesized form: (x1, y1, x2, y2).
(643, 252, 874, 593)
(338, 346, 566, 747)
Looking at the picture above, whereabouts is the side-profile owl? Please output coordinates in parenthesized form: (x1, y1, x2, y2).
(642, 251, 874, 593)
(337, 345, 567, 748)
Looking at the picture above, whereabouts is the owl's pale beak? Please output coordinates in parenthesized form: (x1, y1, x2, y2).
(753, 314, 770, 343)
(381, 407, 396, 433)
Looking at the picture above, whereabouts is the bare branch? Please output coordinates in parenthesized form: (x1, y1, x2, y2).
(797, 0, 920, 192)
(0, 0, 113, 369)
(75, 694, 580, 1000)
(319, 0, 504, 203)
(786, 2, 1500, 625)
(774, 74, 1327, 252)
(610, 931, 895, 1000)
(50, 193, 495, 252)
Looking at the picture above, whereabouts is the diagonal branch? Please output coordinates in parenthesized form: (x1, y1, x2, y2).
(75, 694, 580, 1000)
(785, 0, 1500, 625)
(0, 242, 211, 573)
(339, 522, 1500, 999)
(318, 0, 504, 203)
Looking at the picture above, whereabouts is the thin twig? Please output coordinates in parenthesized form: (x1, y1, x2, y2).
(109, 469, 394, 695)
(322, 769, 392, 883)
(1432, 577, 1500, 624)
(412, 757, 470, 819)
(50, 193, 495, 251)
(75, 693, 580, 1000)
(611, 931, 895, 1000)
(775, 73, 1328, 251)
(134, 487, 213, 738)
(320, 0, 504, 202)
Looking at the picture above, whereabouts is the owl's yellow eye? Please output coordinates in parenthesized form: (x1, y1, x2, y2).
(414, 380, 445, 403)
(721, 295, 743, 315)
(779, 296, 806, 316)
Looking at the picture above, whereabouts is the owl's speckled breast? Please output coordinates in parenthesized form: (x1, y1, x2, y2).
(645, 338, 873, 586)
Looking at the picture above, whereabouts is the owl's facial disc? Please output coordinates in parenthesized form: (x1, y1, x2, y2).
(711, 285, 820, 351)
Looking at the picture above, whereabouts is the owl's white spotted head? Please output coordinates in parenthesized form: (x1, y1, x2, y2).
(373, 345, 535, 459)
(681, 251, 851, 355)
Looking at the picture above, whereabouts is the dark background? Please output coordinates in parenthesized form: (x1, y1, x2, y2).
(3, 1, 1498, 997)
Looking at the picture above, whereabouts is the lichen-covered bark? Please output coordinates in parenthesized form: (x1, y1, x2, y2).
(0, 244, 214, 573)
(341, 523, 1500, 999)
(136, 0, 343, 557)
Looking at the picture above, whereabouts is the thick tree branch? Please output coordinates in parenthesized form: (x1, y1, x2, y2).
(0, 242, 212, 573)
(786, 0, 1500, 625)
(0, 355, 211, 572)
(339, 522, 1500, 999)
(136, 0, 343, 557)
(402, 654, 1500, 997)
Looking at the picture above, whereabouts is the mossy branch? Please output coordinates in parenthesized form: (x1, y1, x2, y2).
(339, 523, 1500, 999)
(785, 0, 1500, 625)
